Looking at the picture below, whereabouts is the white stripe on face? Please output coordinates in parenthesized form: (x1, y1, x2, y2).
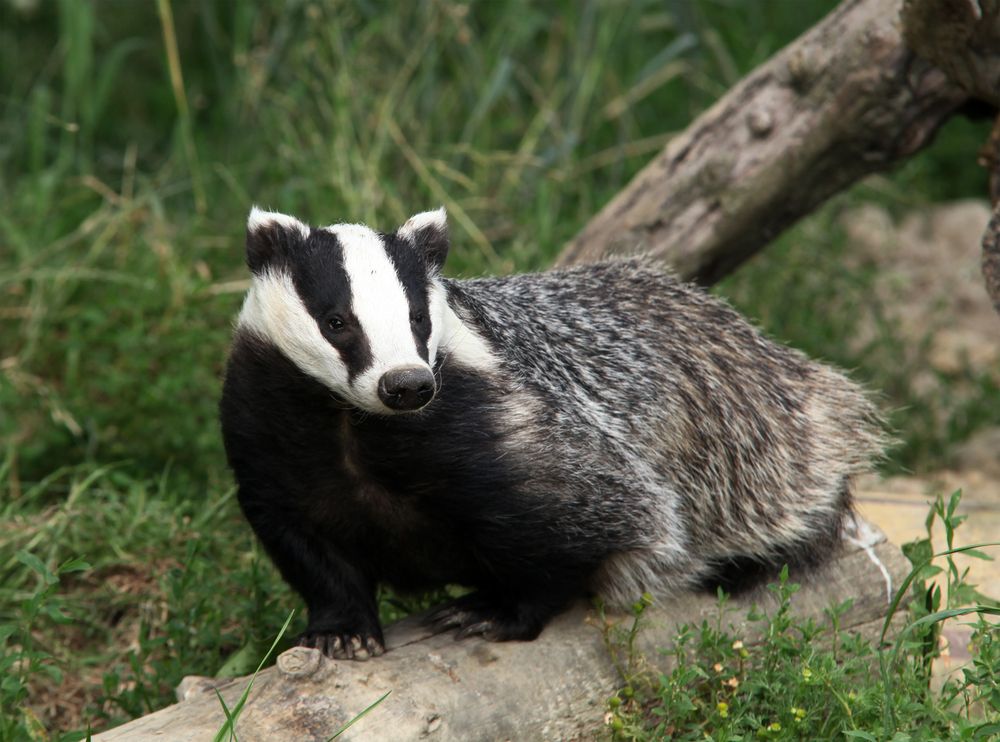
(325, 224, 432, 409)
(238, 268, 355, 399)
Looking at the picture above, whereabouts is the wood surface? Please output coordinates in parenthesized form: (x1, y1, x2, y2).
(96, 522, 912, 742)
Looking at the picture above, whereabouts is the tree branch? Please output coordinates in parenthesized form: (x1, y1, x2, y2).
(903, 0, 1000, 107)
(556, 0, 996, 284)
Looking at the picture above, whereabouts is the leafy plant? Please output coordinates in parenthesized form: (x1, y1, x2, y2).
(1, 552, 91, 742)
(604, 491, 999, 740)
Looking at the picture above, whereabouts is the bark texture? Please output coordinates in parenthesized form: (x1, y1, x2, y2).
(983, 201, 1000, 314)
(556, 0, 995, 284)
(980, 113, 1000, 314)
(95, 524, 909, 742)
(902, 0, 1000, 107)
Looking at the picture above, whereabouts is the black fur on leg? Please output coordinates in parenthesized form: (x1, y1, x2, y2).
(700, 533, 846, 595)
(426, 588, 576, 642)
(700, 553, 788, 595)
(237, 494, 384, 660)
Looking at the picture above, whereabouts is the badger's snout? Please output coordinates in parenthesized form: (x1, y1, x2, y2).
(377, 366, 435, 411)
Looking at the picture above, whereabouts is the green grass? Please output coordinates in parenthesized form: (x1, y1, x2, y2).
(0, 0, 997, 738)
(602, 492, 1000, 741)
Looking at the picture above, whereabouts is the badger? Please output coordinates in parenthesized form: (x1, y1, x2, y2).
(220, 206, 884, 660)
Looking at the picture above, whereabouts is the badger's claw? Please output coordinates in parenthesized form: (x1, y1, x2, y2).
(297, 630, 385, 660)
(425, 592, 545, 642)
(454, 620, 497, 641)
(427, 601, 475, 632)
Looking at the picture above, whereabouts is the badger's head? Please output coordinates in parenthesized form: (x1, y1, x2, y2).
(237, 207, 453, 415)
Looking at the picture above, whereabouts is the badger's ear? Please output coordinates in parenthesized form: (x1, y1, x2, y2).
(398, 207, 449, 270)
(245, 206, 309, 273)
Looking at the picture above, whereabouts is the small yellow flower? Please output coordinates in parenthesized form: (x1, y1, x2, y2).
(724, 676, 740, 688)
(717, 701, 729, 718)
(801, 666, 813, 680)
(769, 722, 782, 732)
(791, 706, 806, 722)
(713, 662, 724, 673)
(732, 640, 744, 650)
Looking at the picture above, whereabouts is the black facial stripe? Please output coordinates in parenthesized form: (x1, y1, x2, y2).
(381, 232, 432, 362)
(290, 230, 374, 381)
(410, 324, 430, 363)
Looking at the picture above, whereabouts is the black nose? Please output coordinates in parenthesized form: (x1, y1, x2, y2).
(377, 366, 435, 411)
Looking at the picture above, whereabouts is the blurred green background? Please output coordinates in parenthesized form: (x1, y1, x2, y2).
(0, 0, 995, 738)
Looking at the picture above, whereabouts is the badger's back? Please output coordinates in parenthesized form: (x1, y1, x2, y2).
(446, 259, 884, 601)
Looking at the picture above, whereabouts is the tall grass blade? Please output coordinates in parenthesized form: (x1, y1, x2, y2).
(155, 0, 206, 214)
(211, 610, 295, 742)
(327, 690, 392, 741)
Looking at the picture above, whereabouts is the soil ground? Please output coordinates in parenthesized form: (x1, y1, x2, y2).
(848, 199, 1000, 684)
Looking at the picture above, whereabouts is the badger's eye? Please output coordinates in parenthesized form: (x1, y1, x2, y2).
(410, 312, 425, 325)
(327, 316, 346, 332)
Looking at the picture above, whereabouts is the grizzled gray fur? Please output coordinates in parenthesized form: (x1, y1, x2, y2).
(448, 259, 885, 605)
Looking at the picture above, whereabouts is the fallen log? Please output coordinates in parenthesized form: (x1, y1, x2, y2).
(95, 520, 910, 742)
(556, 0, 1000, 285)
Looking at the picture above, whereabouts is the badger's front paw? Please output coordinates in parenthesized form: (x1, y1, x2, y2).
(297, 627, 385, 660)
(426, 592, 546, 642)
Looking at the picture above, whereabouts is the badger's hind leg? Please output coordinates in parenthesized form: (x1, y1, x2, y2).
(700, 551, 804, 595)
(700, 480, 854, 595)
(426, 588, 575, 642)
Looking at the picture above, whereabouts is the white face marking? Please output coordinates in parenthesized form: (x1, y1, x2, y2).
(398, 207, 447, 244)
(238, 209, 498, 412)
(325, 224, 435, 410)
(238, 268, 359, 402)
